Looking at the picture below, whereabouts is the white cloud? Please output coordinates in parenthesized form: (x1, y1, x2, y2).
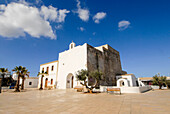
(0, 2, 70, 39)
(40, 6, 70, 23)
(55, 25, 63, 30)
(0, 3, 56, 39)
(76, 0, 89, 22)
(93, 12, 106, 24)
(118, 20, 130, 31)
(8, 0, 42, 5)
(79, 27, 85, 32)
(77, 9, 89, 22)
(0, 4, 6, 10)
(58, 9, 70, 22)
(40, 5, 58, 22)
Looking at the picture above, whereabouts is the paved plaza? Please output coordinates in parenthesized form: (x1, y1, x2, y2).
(0, 89, 170, 114)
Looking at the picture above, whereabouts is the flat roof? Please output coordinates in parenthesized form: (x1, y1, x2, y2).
(26, 77, 39, 79)
(139, 77, 170, 81)
(40, 60, 58, 66)
(117, 74, 133, 76)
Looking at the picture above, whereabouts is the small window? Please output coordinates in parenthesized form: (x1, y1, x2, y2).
(42, 68, 44, 72)
(51, 66, 54, 71)
(29, 82, 32, 85)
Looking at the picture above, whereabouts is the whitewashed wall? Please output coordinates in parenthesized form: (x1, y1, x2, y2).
(100, 86, 152, 93)
(57, 43, 87, 89)
(151, 86, 167, 90)
(116, 74, 138, 87)
(38, 61, 58, 89)
(24, 78, 38, 88)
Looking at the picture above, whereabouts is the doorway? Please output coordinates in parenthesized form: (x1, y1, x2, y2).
(66, 73, 74, 88)
(45, 78, 48, 87)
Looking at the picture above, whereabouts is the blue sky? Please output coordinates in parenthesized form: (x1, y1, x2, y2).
(0, 0, 170, 77)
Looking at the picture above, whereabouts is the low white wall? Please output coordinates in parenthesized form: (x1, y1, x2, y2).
(100, 86, 152, 93)
(121, 87, 140, 93)
(151, 86, 167, 90)
(139, 86, 152, 93)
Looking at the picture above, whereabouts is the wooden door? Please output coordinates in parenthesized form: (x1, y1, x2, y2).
(71, 76, 74, 88)
(45, 78, 48, 87)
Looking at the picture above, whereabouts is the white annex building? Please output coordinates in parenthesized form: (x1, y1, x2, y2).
(38, 42, 128, 89)
(38, 61, 58, 89)
(116, 74, 138, 87)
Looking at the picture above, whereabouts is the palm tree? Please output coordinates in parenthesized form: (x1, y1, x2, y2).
(20, 68, 29, 90)
(37, 71, 48, 90)
(0, 68, 9, 86)
(12, 66, 29, 92)
(76, 69, 102, 93)
(153, 74, 167, 89)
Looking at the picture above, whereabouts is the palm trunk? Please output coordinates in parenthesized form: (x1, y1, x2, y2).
(15, 74, 20, 92)
(2, 74, 4, 86)
(21, 78, 24, 90)
(39, 76, 43, 90)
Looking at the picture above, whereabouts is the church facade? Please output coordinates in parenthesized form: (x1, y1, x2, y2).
(38, 42, 126, 89)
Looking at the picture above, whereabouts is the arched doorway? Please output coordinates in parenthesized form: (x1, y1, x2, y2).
(117, 78, 129, 87)
(120, 80, 125, 87)
(66, 73, 74, 88)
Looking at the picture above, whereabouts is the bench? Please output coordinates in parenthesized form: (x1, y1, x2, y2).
(107, 88, 121, 95)
(74, 86, 84, 92)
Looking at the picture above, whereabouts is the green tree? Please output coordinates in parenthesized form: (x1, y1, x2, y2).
(0, 68, 9, 86)
(37, 70, 48, 90)
(12, 66, 29, 92)
(76, 69, 102, 93)
(153, 74, 167, 89)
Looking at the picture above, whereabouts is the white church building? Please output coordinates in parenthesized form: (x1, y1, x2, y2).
(38, 42, 128, 89)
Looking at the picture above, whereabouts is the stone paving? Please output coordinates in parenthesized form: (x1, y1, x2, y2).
(0, 88, 170, 114)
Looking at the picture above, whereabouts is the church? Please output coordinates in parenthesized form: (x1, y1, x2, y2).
(38, 42, 127, 89)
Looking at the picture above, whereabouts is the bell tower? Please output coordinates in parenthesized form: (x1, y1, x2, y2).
(69, 41, 76, 50)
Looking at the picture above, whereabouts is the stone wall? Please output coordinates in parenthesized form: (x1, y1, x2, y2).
(87, 44, 126, 86)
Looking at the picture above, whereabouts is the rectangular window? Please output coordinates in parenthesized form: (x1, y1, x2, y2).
(51, 65, 54, 71)
(42, 68, 44, 73)
(29, 82, 32, 85)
